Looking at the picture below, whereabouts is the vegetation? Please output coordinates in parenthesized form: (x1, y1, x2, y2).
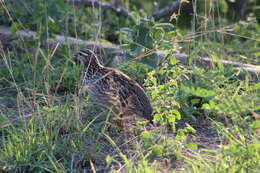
(0, 0, 259, 172)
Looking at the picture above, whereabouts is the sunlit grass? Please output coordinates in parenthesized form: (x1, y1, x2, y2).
(0, 0, 259, 172)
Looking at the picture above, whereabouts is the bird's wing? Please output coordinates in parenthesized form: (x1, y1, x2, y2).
(111, 71, 153, 115)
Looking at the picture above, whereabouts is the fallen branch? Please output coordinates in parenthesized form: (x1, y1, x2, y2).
(0, 26, 128, 66)
(64, 0, 135, 22)
(65, 0, 185, 21)
(151, 0, 182, 20)
(0, 26, 259, 82)
(172, 53, 260, 82)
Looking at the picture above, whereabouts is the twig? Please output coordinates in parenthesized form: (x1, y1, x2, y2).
(89, 160, 96, 173)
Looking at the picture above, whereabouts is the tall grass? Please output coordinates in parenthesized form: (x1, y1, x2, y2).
(0, 0, 259, 172)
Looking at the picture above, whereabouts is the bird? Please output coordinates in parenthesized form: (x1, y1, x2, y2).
(75, 49, 153, 123)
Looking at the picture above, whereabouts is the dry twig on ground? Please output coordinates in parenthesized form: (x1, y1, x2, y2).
(0, 26, 259, 82)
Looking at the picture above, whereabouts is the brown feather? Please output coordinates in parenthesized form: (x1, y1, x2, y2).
(76, 49, 153, 122)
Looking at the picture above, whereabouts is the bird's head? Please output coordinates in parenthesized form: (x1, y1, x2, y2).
(75, 49, 102, 69)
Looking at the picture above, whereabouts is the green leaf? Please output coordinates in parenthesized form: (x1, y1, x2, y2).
(153, 23, 174, 28)
(10, 23, 19, 34)
(105, 155, 114, 168)
(152, 92, 158, 100)
(167, 114, 176, 123)
(186, 143, 198, 150)
(140, 54, 159, 69)
(119, 27, 132, 34)
(152, 28, 164, 41)
(150, 77, 157, 85)
(202, 103, 211, 109)
(191, 99, 200, 105)
(251, 120, 260, 129)
(170, 56, 177, 65)
(141, 131, 150, 140)
(152, 145, 164, 155)
(253, 83, 260, 90)
(171, 109, 181, 120)
(219, 0, 228, 13)
(141, 131, 152, 148)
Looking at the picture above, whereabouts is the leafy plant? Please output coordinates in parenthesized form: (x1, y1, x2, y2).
(119, 19, 177, 68)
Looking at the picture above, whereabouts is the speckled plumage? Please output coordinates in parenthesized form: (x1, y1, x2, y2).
(76, 49, 153, 122)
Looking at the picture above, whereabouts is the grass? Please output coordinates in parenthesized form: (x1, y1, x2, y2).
(1, 45, 259, 172)
(0, 0, 260, 172)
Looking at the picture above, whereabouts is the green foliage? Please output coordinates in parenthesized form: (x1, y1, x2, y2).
(0, 46, 80, 94)
(145, 56, 181, 129)
(0, 0, 108, 42)
(119, 20, 177, 68)
(181, 10, 260, 65)
(184, 120, 260, 173)
(143, 51, 259, 171)
(117, 61, 150, 83)
(0, 0, 259, 172)
(1, 0, 67, 32)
